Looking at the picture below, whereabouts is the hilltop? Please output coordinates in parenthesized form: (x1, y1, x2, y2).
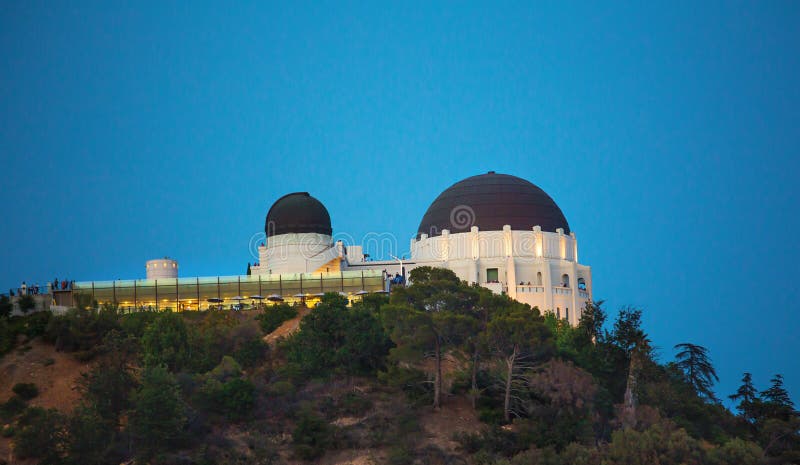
(0, 267, 797, 465)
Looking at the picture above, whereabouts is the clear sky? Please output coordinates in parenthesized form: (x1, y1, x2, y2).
(2, 1, 799, 404)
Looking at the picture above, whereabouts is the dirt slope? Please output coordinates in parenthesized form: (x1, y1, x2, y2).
(0, 339, 90, 462)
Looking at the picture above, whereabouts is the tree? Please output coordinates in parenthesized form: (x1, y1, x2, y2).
(609, 306, 646, 354)
(382, 302, 472, 409)
(577, 300, 607, 346)
(256, 303, 297, 334)
(13, 407, 67, 462)
(385, 267, 479, 409)
(729, 372, 758, 422)
(141, 311, 190, 371)
(129, 364, 186, 459)
(484, 309, 552, 422)
(0, 294, 12, 319)
(761, 374, 794, 412)
(674, 343, 719, 402)
(607, 307, 654, 429)
(292, 407, 333, 460)
(604, 421, 706, 465)
(284, 293, 390, 381)
(78, 331, 137, 427)
(65, 406, 115, 465)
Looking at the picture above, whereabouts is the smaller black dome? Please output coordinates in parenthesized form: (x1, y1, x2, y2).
(265, 192, 332, 237)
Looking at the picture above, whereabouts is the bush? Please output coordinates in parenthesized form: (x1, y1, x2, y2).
(23, 311, 51, 338)
(292, 408, 334, 461)
(119, 310, 158, 338)
(197, 376, 256, 421)
(141, 311, 190, 371)
(233, 338, 269, 369)
(256, 304, 297, 334)
(0, 396, 27, 419)
(129, 365, 187, 459)
(12, 383, 39, 400)
(44, 308, 119, 355)
(0, 295, 13, 319)
(13, 407, 66, 461)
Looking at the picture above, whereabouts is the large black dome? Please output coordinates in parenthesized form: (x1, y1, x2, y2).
(265, 192, 332, 237)
(417, 172, 570, 238)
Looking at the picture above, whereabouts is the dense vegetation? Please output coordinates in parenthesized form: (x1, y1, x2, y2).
(0, 266, 797, 464)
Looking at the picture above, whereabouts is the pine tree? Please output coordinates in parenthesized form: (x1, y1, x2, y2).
(729, 372, 758, 422)
(674, 343, 719, 402)
(760, 374, 795, 420)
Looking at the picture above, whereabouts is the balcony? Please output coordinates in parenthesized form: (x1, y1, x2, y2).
(482, 282, 504, 294)
(516, 285, 545, 293)
(553, 286, 572, 296)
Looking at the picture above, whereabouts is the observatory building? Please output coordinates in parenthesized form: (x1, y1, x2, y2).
(251, 172, 592, 324)
(64, 171, 592, 324)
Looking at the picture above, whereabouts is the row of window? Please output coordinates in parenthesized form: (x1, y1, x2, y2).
(146, 262, 177, 269)
(485, 268, 586, 289)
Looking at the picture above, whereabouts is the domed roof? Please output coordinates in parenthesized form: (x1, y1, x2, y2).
(417, 172, 570, 238)
(265, 192, 332, 237)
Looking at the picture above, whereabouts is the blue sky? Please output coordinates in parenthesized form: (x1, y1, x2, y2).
(2, 1, 799, 403)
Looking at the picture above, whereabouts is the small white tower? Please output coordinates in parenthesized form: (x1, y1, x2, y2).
(146, 257, 178, 280)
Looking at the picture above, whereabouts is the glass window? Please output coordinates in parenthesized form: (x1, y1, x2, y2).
(486, 268, 498, 282)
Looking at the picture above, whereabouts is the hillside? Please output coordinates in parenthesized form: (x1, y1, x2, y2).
(0, 268, 798, 465)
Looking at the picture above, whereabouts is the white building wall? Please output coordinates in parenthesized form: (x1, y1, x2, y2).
(407, 225, 592, 324)
(251, 233, 338, 275)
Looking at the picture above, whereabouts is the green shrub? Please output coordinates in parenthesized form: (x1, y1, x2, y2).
(119, 310, 158, 338)
(23, 311, 51, 338)
(256, 304, 297, 334)
(197, 376, 256, 421)
(12, 383, 39, 400)
(386, 445, 415, 465)
(13, 407, 66, 461)
(44, 308, 119, 354)
(129, 364, 187, 460)
(233, 338, 269, 369)
(0, 396, 27, 419)
(0, 318, 13, 354)
(337, 392, 373, 416)
(0, 295, 12, 319)
(141, 311, 191, 371)
(292, 408, 334, 461)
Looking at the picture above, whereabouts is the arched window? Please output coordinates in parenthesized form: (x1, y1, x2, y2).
(536, 272, 543, 286)
(577, 278, 586, 290)
(561, 274, 569, 288)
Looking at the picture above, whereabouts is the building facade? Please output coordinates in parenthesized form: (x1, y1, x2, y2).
(252, 172, 593, 324)
(65, 172, 592, 321)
